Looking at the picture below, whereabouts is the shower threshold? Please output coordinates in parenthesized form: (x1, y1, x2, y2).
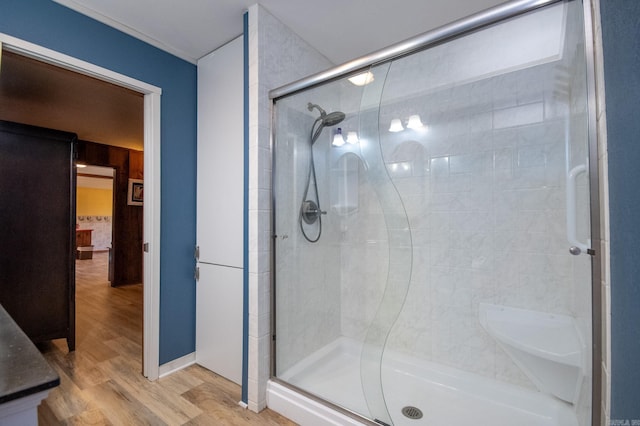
(271, 337, 578, 426)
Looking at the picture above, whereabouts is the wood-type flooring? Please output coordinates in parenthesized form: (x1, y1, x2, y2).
(37, 252, 295, 425)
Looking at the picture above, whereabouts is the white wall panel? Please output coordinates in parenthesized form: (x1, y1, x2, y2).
(195, 263, 243, 384)
(197, 36, 244, 268)
(196, 36, 244, 385)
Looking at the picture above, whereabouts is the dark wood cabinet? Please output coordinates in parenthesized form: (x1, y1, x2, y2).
(0, 121, 76, 351)
(76, 229, 93, 247)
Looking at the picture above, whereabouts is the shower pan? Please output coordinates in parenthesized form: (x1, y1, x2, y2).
(270, 0, 600, 425)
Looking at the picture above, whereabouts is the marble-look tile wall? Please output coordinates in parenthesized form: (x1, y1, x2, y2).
(336, 55, 591, 391)
(273, 102, 342, 374)
(247, 4, 334, 412)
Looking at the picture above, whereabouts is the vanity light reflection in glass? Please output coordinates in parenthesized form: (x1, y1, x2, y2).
(406, 114, 424, 129)
(333, 128, 360, 146)
(388, 114, 427, 132)
(332, 128, 345, 146)
(388, 118, 404, 132)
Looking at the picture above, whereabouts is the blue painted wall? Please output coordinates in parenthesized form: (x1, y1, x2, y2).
(600, 0, 640, 422)
(0, 0, 197, 364)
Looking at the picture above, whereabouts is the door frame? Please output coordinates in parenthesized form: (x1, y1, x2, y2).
(0, 33, 162, 380)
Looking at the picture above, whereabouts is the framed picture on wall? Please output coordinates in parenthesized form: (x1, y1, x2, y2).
(127, 178, 143, 206)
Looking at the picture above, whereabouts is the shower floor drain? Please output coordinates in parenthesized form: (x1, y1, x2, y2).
(401, 406, 423, 420)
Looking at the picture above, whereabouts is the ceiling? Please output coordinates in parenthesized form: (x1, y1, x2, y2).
(78, 165, 115, 189)
(0, 50, 144, 150)
(52, 0, 510, 65)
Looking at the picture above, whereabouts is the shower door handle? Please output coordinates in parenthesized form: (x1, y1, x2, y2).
(566, 164, 589, 254)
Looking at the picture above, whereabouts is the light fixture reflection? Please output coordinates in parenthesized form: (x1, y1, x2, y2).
(76, 163, 87, 168)
(332, 128, 345, 147)
(389, 119, 404, 132)
(406, 114, 424, 129)
(348, 71, 375, 86)
(346, 131, 359, 144)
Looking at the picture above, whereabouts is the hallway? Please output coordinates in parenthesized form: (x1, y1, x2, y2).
(37, 252, 293, 425)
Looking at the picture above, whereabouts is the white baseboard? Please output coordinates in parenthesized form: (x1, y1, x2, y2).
(158, 352, 196, 378)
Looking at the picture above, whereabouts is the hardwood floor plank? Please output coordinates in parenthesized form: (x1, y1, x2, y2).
(103, 335, 143, 363)
(156, 369, 205, 396)
(42, 344, 111, 390)
(97, 355, 203, 424)
(181, 371, 296, 426)
(39, 368, 93, 422)
(81, 380, 165, 425)
(37, 251, 296, 426)
(37, 396, 63, 425)
(61, 408, 112, 426)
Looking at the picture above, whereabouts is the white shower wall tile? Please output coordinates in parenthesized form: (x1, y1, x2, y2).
(257, 87, 272, 132)
(493, 102, 544, 129)
(249, 210, 271, 247)
(358, 61, 586, 389)
(248, 3, 334, 412)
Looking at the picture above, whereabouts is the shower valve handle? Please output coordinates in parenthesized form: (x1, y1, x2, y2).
(301, 200, 325, 224)
(308, 207, 327, 216)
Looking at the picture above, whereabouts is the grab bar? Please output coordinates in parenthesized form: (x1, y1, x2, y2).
(566, 164, 589, 254)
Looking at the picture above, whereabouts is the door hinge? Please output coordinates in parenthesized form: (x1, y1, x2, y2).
(143, 242, 149, 252)
(195, 245, 200, 261)
(195, 266, 200, 281)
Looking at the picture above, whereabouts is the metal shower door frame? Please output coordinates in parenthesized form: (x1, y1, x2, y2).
(270, 0, 603, 424)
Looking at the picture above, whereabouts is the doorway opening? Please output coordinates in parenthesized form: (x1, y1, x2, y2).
(0, 35, 161, 379)
(76, 165, 115, 276)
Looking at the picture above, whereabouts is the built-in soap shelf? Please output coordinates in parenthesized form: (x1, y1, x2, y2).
(479, 303, 584, 404)
(330, 153, 360, 217)
(331, 204, 358, 216)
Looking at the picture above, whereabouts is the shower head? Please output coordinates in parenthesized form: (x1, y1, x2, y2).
(307, 102, 345, 127)
(322, 111, 346, 127)
(308, 102, 346, 146)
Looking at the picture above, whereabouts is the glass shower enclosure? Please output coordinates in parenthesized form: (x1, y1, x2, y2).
(272, 1, 598, 425)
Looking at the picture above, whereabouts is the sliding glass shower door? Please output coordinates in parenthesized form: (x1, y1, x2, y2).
(272, 1, 596, 425)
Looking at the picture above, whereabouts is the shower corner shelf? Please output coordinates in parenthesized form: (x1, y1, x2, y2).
(479, 303, 585, 404)
(331, 204, 358, 216)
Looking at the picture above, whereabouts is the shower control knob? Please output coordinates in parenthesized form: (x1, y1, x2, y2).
(569, 246, 581, 255)
(301, 200, 324, 224)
